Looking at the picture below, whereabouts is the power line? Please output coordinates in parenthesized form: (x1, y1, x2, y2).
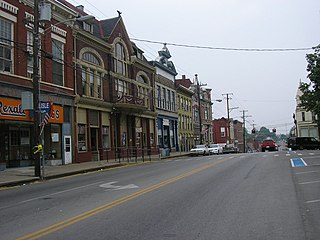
(131, 38, 315, 52)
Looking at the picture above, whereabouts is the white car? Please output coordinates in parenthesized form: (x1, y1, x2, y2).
(189, 144, 209, 156)
(208, 143, 223, 155)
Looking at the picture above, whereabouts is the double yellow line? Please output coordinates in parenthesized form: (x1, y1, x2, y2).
(17, 158, 229, 240)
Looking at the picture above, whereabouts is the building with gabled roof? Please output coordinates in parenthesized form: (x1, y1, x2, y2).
(70, 5, 157, 162)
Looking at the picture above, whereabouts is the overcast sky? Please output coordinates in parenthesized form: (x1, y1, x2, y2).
(71, 0, 320, 135)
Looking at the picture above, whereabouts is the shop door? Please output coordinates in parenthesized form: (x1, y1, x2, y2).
(90, 128, 98, 151)
(64, 136, 72, 164)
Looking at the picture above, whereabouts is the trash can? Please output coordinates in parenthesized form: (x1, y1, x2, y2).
(165, 148, 170, 156)
(160, 148, 166, 157)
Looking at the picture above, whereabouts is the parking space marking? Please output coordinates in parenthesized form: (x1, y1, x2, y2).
(290, 158, 307, 167)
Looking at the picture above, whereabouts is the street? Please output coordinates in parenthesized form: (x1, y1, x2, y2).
(1, 151, 320, 240)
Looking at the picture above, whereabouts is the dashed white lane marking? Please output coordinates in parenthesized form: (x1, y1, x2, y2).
(305, 199, 320, 204)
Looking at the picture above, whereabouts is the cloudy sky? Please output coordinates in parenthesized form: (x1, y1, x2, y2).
(70, 0, 320, 134)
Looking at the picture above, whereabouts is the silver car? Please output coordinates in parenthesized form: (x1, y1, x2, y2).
(190, 144, 209, 156)
(208, 144, 223, 155)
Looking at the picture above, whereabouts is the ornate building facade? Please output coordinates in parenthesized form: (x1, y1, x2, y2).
(150, 44, 179, 155)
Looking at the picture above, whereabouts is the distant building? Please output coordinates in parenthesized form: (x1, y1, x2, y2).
(295, 84, 319, 139)
(212, 118, 243, 152)
(150, 44, 179, 153)
(175, 76, 194, 151)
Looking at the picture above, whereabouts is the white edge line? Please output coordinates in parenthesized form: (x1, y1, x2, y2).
(290, 159, 295, 167)
(296, 171, 319, 175)
(301, 158, 308, 166)
(299, 180, 320, 185)
(305, 199, 320, 204)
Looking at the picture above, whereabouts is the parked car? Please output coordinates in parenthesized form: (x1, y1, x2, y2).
(287, 137, 320, 150)
(261, 138, 278, 152)
(189, 144, 209, 156)
(223, 144, 238, 154)
(208, 143, 223, 154)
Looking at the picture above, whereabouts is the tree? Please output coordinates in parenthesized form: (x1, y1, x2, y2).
(299, 45, 320, 137)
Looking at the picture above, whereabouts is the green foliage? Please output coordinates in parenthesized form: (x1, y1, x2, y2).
(245, 126, 278, 142)
(299, 45, 320, 119)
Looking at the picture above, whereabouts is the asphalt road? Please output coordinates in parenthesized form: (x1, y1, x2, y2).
(1, 150, 320, 240)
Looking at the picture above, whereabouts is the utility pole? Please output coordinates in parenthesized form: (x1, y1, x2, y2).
(195, 74, 206, 144)
(241, 110, 251, 153)
(33, 0, 41, 177)
(222, 93, 235, 144)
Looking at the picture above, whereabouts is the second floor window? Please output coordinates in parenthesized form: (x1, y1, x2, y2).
(26, 31, 33, 78)
(114, 43, 127, 76)
(0, 18, 12, 73)
(157, 86, 161, 108)
(52, 39, 64, 86)
(80, 52, 103, 98)
(172, 92, 175, 111)
(221, 127, 226, 137)
(81, 68, 103, 99)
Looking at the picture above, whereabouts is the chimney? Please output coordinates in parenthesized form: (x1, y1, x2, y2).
(76, 5, 84, 11)
(182, 75, 186, 79)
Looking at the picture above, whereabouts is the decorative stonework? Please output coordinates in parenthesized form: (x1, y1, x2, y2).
(0, 0, 18, 14)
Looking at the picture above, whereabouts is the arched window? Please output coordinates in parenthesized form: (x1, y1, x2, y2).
(113, 43, 127, 76)
(137, 75, 147, 84)
(82, 52, 101, 65)
(135, 74, 151, 108)
(80, 51, 104, 99)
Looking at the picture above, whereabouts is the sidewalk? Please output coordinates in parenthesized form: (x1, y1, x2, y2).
(0, 152, 189, 188)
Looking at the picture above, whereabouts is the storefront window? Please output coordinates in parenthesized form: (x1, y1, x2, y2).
(102, 126, 110, 148)
(50, 124, 61, 159)
(8, 127, 31, 167)
(78, 124, 87, 151)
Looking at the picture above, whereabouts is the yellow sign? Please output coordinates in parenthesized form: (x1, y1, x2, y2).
(33, 144, 42, 154)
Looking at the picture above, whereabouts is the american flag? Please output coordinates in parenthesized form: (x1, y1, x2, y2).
(39, 101, 53, 135)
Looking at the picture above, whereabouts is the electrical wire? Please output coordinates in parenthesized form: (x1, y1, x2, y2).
(131, 38, 315, 52)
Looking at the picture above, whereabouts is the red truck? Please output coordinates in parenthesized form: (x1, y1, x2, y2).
(260, 138, 278, 152)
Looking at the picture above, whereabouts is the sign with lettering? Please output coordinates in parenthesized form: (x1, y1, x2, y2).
(0, 98, 32, 121)
(0, 97, 64, 123)
(49, 104, 64, 123)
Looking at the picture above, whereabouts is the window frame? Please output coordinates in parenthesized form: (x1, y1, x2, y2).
(113, 42, 127, 76)
(0, 17, 13, 73)
(52, 39, 64, 86)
